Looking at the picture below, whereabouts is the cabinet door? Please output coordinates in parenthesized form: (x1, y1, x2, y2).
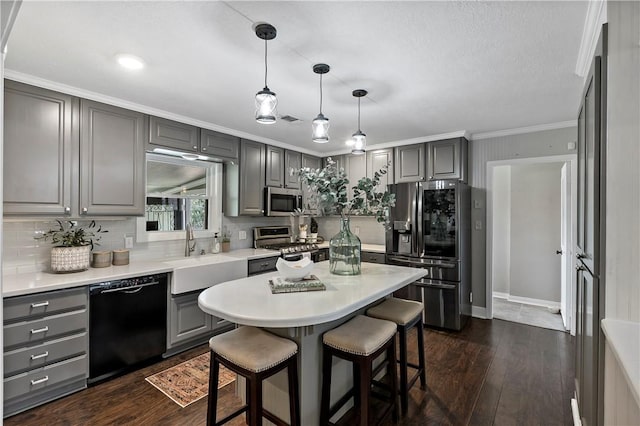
(345, 154, 367, 200)
(3, 81, 75, 216)
(284, 150, 302, 189)
(169, 292, 212, 346)
(149, 116, 199, 152)
(80, 100, 145, 215)
(324, 155, 344, 171)
(265, 145, 284, 188)
(427, 138, 467, 182)
(367, 148, 394, 191)
(576, 266, 599, 426)
(239, 139, 266, 215)
(200, 129, 239, 159)
(301, 154, 321, 213)
(395, 144, 425, 183)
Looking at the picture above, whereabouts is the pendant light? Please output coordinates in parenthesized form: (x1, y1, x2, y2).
(254, 23, 277, 124)
(312, 63, 330, 143)
(351, 89, 368, 155)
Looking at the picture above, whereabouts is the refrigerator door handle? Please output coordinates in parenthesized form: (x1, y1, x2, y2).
(415, 182, 423, 256)
(415, 280, 457, 290)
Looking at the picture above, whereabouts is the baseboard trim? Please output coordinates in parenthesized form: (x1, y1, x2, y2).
(472, 306, 487, 319)
(493, 292, 561, 310)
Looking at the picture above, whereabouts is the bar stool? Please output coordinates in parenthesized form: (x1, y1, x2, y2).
(207, 326, 300, 426)
(320, 315, 398, 426)
(367, 297, 426, 415)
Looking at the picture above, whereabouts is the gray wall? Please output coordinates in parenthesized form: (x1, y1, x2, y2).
(469, 126, 576, 309)
(491, 166, 511, 294)
(509, 163, 562, 302)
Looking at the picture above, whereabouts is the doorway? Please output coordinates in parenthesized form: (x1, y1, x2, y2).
(486, 155, 577, 334)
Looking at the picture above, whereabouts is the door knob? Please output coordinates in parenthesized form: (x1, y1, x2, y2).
(556, 250, 563, 255)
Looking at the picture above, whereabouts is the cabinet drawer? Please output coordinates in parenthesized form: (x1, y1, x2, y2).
(4, 355, 87, 400)
(362, 252, 386, 264)
(248, 257, 279, 276)
(4, 310, 87, 349)
(4, 288, 87, 323)
(4, 333, 87, 377)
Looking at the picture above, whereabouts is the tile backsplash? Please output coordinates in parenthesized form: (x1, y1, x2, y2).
(2, 215, 385, 275)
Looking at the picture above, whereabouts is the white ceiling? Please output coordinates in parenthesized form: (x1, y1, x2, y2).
(5, 1, 588, 155)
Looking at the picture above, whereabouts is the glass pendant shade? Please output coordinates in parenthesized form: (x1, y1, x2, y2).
(351, 130, 366, 155)
(312, 113, 330, 143)
(255, 87, 277, 124)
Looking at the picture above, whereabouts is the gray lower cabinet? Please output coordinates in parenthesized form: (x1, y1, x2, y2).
(426, 137, 468, 182)
(3, 82, 146, 217)
(80, 100, 146, 216)
(148, 116, 199, 152)
(395, 144, 426, 183)
(239, 139, 266, 215)
(200, 128, 239, 160)
(367, 148, 394, 190)
(361, 251, 386, 264)
(166, 290, 231, 354)
(3, 287, 88, 418)
(265, 145, 285, 188)
(3, 81, 75, 216)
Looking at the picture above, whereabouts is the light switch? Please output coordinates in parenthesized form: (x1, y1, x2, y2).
(124, 235, 134, 248)
(474, 200, 481, 209)
(475, 220, 482, 230)
(568, 141, 576, 150)
(238, 231, 247, 240)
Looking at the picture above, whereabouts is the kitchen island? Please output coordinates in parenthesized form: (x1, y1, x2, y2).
(198, 262, 426, 425)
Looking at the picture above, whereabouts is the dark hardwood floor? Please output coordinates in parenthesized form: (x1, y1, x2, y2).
(4, 318, 574, 426)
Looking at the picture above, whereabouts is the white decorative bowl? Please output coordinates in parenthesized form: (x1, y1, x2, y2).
(276, 257, 315, 279)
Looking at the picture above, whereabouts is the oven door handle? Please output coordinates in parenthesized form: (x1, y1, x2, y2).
(94, 281, 160, 294)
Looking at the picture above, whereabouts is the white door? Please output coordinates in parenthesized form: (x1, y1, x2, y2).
(560, 163, 570, 329)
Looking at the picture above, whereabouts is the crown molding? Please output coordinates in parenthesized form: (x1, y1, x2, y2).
(471, 120, 577, 141)
(322, 130, 469, 157)
(3, 70, 321, 156)
(575, 0, 606, 79)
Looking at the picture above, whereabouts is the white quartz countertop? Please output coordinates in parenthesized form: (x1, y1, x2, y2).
(601, 318, 640, 407)
(198, 262, 426, 328)
(316, 242, 385, 253)
(2, 248, 280, 298)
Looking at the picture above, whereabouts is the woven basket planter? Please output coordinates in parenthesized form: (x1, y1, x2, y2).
(51, 245, 91, 273)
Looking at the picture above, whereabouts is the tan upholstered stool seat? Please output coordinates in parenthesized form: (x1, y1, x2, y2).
(367, 297, 423, 325)
(323, 315, 396, 356)
(209, 326, 297, 373)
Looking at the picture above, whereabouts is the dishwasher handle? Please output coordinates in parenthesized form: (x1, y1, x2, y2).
(91, 281, 160, 295)
(414, 279, 457, 290)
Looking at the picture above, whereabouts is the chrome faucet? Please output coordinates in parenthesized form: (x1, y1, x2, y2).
(185, 223, 196, 257)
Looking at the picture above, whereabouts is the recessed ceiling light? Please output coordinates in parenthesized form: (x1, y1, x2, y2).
(116, 54, 145, 70)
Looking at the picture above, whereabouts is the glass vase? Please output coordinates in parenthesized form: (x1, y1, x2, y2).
(329, 217, 361, 275)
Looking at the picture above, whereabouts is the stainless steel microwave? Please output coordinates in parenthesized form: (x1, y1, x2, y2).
(264, 187, 303, 216)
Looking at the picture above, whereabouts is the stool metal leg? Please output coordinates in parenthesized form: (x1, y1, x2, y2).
(357, 356, 371, 426)
(287, 355, 301, 426)
(416, 318, 427, 389)
(249, 375, 262, 426)
(388, 335, 399, 423)
(320, 347, 333, 426)
(207, 352, 220, 426)
(398, 325, 409, 415)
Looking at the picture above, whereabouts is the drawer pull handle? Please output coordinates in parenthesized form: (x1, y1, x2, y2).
(30, 376, 49, 386)
(30, 351, 49, 360)
(30, 326, 49, 334)
(30, 301, 50, 308)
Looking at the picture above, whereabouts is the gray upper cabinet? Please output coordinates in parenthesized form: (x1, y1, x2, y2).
(80, 100, 146, 216)
(4, 81, 75, 216)
(302, 154, 321, 171)
(367, 148, 394, 190)
(149, 116, 199, 152)
(301, 154, 321, 212)
(324, 155, 344, 171)
(395, 144, 426, 183)
(200, 129, 239, 160)
(284, 150, 302, 189)
(265, 145, 285, 187)
(239, 139, 266, 215)
(426, 137, 468, 182)
(345, 154, 367, 199)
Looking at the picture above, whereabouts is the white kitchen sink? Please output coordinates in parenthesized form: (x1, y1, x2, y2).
(164, 254, 247, 294)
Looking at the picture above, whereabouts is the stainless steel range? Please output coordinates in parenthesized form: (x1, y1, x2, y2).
(254, 226, 322, 261)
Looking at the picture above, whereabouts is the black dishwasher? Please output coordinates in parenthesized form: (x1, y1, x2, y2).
(88, 273, 167, 384)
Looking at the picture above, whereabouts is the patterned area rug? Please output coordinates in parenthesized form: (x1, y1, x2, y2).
(145, 352, 236, 408)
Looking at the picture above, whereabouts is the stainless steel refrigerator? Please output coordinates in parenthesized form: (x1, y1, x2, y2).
(386, 180, 471, 330)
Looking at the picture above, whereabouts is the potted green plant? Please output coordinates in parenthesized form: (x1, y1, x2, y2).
(298, 158, 395, 275)
(37, 220, 108, 273)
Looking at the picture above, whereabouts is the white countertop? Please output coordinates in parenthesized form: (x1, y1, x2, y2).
(3, 248, 280, 298)
(198, 262, 426, 328)
(601, 318, 640, 407)
(315, 242, 385, 253)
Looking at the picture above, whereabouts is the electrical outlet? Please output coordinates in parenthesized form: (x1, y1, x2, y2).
(354, 226, 360, 235)
(238, 231, 247, 240)
(475, 220, 482, 230)
(474, 200, 481, 209)
(124, 235, 134, 249)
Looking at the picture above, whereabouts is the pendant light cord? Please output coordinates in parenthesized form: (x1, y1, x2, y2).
(357, 97, 361, 131)
(319, 73, 323, 114)
(264, 38, 268, 88)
